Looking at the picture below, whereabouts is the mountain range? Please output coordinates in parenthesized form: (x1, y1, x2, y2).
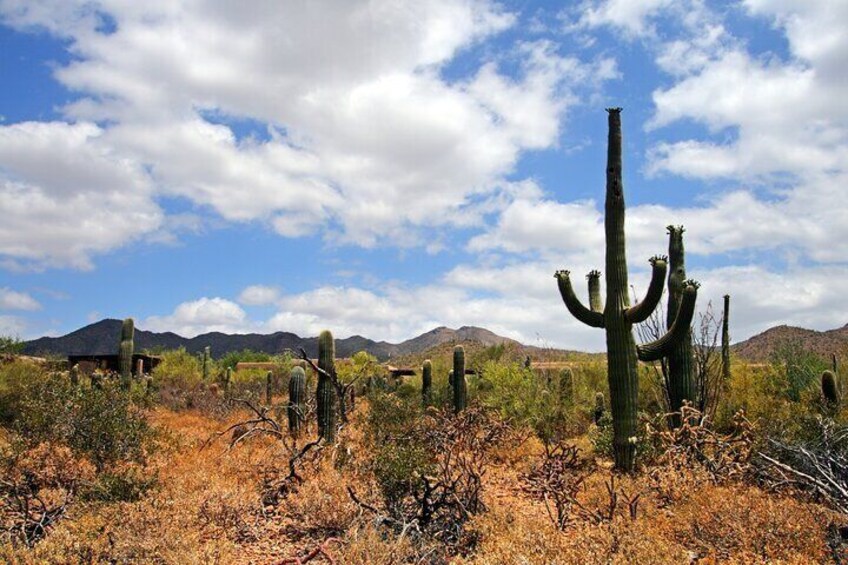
(22, 319, 520, 361)
(730, 323, 848, 362)
(22, 318, 848, 363)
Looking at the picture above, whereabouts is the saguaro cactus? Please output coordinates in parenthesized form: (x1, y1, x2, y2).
(666, 226, 696, 427)
(136, 358, 144, 379)
(422, 359, 433, 408)
(223, 367, 231, 396)
(555, 108, 698, 471)
(594, 392, 606, 424)
(266, 370, 273, 405)
(202, 346, 211, 381)
(119, 318, 134, 388)
(69, 365, 79, 387)
(453, 346, 467, 413)
(317, 330, 337, 442)
(722, 295, 731, 382)
(288, 366, 306, 436)
(559, 367, 574, 407)
(822, 370, 840, 408)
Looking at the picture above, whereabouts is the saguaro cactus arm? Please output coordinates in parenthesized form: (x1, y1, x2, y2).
(587, 270, 604, 313)
(555, 270, 605, 328)
(637, 281, 699, 362)
(625, 255, 668, 324)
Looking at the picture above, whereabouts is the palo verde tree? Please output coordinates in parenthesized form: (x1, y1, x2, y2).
(555, 108, 698, 471)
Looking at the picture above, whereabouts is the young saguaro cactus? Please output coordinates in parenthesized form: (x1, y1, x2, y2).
(223, 367, 232, 396)
(559, 367, 574, 407)
(554, 109, 698, 471)
(422, 359, 433, 408)
(666, 226, 696, 427)
(119, 318, 134, 389)
(822, 370, 840, 408)
(317, 330, 337, 442)
(288, 366, 306, 436)
(266, 370, 274, 405)
(453, 345, 467, 414)
(202, 346, 211, 381)
(594, 392, 606, 425)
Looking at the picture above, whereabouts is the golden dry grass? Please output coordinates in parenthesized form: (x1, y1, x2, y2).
(1, 403, 843, 564)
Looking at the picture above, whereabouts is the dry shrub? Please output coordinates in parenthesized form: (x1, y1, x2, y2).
(338, 524, 421, 564)
(282, 457, 358, 537)
(0, 442, 95, 548)
(664, 483, 834, 563)
(646, 404, 754, 482)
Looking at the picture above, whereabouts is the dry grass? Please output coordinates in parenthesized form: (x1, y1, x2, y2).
(0, 403, 843, 564)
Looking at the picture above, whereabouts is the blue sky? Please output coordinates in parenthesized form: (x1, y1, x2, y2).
(1, 0, 846, 351)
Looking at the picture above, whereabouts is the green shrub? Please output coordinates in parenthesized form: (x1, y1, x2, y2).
(153, 347, 203, 388)
(218, 349, 271, 371)
(0, 361, 39, 425)
(17, 377, 154, 471)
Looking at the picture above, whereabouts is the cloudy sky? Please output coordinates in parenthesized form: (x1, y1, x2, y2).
(1, 0, 845, 350)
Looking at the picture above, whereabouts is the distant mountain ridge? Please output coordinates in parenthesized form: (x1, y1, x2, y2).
(732, 323, 848, 361)
(22, 319, 520, 361)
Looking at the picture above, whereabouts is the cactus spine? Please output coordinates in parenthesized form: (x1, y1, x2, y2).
(288, 366, 306, 436)
(422, 359, 433, 408)
(266, 370, 273, 405)
(555, 109, 698, 471)
(453, 346, 467, 413)
(666, 226, 696, 427)
(119, 318, 134, 389)
(722, 295, 731, 382)
(822, 370, 840, 408)
(317, 330, 337, 442)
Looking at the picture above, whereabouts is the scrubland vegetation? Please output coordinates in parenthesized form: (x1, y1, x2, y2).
(0, 336, 845, 564)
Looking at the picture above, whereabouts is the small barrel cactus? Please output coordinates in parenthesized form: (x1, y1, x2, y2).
(288, 366, 306, 436)
(822, 370, 840, 407)
(422, 359, 433, 407)
(317, 330, 337, 442)
(453, 345, 467, 414)
(593, 392, 606, 424)
(119, 318, 134, 389)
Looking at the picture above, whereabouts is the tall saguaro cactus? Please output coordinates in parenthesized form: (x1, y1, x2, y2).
(422, 359, 433, 408)
(555, 108, 698, 471)
(119, 318, 134, 389)
(317, 330, 337, 442)
(722, 295, 731, 382)
(666, 226, 695, 427)
(453, 346, 467, 413)
(288, 366, 306, 436)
